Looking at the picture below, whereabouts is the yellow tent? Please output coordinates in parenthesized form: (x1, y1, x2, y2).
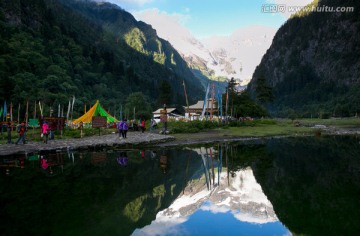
(73, 100, 118, 124)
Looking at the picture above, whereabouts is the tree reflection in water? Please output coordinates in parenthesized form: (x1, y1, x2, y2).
(0, 136, 359, 235)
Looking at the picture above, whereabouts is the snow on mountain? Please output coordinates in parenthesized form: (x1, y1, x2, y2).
(134, 9, 276, 86)
(202, 26, 277, 85)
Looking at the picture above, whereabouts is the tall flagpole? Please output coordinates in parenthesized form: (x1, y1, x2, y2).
(3, 101, 7, 121)
(200, 83, 210, 120)
(17, 103, 20, 122)
(206, 93, 210, 121)
(220, 89, 223, 120)
(120, 104, 123, 120)
(183, 80, 190, 119)
(39, 101, 43, 118)
(34, 101, 36, 119)
(25, 100, 29, 126)
(70, 96, 75, 121)
(217, 87, 222, 122)
(210, 83, 215, 120)
(225, 87, 229, 121)
(66, 100, 71, 121)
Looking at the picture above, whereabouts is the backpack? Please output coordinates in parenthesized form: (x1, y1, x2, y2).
(117, 122, 123, 130)
(122, 122, 128, 130)
(17, 125, 25, 133)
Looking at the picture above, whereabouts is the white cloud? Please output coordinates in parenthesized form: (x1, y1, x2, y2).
(233, 211, 277, 224)
(132, 214, 188, 236)
(200, 203, 230, 214)
(133, 8, 193, 41)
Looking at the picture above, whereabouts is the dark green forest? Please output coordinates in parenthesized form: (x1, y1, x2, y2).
(248, 0, 360, 118)
(222, 78, 267, 118)
(0, 148, 205, 235)
(253, 136, 360, 235)
(222, 136, 360, 235)
(0, 0, 205, 119)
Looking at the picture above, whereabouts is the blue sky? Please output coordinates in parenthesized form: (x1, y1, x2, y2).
(103, 0, 312, 38)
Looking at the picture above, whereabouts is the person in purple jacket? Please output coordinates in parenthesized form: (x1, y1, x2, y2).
(121, 119, 129, 139)
(117, 120, 124, 138)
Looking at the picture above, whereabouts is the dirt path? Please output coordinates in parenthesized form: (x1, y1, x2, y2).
(0, 132, 174, 156)
(1, 126, 358, 156)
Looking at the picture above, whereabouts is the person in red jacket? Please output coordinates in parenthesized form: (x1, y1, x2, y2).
(41, 121, 50, 144)
(140, 119, 146, 133)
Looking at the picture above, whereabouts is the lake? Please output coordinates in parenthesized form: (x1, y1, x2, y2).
(1, 135, 359, 236)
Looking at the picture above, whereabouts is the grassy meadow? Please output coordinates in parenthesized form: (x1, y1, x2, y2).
(169, 117, 360, 141)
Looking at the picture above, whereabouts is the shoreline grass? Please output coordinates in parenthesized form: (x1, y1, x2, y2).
(171, 117, 360, 141)
(1, 118, 359, 144)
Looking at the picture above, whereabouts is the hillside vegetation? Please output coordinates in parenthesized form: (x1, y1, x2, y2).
(0, 0, 204, 118)
(248, 0, 360, 118)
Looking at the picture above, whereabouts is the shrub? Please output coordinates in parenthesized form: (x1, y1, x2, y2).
(252, 119, 277, 125)
(165, 120, 220, 134)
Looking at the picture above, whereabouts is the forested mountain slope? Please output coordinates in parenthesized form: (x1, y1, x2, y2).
(247, 0, 360, 117)
(0, 0, 204, 116)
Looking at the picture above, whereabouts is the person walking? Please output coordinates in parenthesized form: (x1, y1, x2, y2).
(140, 119, 146, 133)
(15, 122, 26, 145)
(122, 119, 128, 139)
(41, 121, 50, 144)
(150, 118, 157, 133)
(117, 120, 123, 138)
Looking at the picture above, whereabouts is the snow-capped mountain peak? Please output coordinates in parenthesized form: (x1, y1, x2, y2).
(134, 9, 276, 86)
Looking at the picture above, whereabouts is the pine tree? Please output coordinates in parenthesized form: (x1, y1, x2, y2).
(255, 75, 274, 104)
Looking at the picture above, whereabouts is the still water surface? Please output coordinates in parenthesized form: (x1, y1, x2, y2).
(1, 136, 359, 235)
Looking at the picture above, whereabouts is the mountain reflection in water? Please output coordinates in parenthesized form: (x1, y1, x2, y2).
(0, 136, 359, 236)
(133, 149, 288, 236)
